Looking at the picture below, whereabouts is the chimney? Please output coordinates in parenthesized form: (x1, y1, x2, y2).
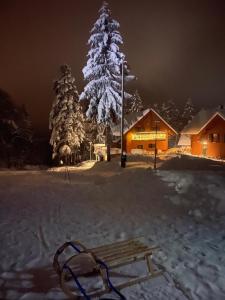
(218, 104, 224, 110)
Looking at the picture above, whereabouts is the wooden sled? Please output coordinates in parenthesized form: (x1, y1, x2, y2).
(53, 237, 163, 299)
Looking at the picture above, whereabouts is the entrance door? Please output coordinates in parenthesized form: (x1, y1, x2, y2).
(168, 135, 176, 148)
(202, 144, 207, 156)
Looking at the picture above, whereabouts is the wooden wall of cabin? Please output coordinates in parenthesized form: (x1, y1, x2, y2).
(191, 115, 225, 159)
(125, 111, 176, 154)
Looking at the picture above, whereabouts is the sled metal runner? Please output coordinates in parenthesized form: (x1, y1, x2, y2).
(53, 238, 163, 299)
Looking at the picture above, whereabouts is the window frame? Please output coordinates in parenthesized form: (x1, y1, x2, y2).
(148, 143, 155, 149)
(208, 133, 220, 143)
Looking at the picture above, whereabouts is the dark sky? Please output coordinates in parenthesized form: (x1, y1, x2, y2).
(0, 0, 225, 134)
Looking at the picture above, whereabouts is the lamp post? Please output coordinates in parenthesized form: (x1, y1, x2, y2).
(120, 56, 125, 167)
(89, 141, 92, 161)
(153, 120, 160, 170)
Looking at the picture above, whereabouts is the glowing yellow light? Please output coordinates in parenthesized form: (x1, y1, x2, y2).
(93, 144, 106, 154)
(132, 132, 166, 141)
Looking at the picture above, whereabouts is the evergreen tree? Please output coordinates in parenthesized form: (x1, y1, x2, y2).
(129, 90, 144, 112)
(181, 98, 196, 128)
(0, 89, 16, 146)
(11, 104, 33, 166)
(160, 101, 168, 118)
(0, 89, 17, 167)
(84, 119, 98, 144)
(13, 105, 33, 144)
(49, 65, 85, 161)
(152, 102, 160, 113)
(0, 90, 34, 167)
(156, 100, 180, 130)
(80, 1, 134, 161)
(167, 100, 180, 130)
(124, 98, 131, 115)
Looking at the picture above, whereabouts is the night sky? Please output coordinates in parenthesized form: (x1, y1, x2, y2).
(1, 0, 225, 134)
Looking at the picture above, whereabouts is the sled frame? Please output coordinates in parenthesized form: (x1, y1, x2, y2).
(53, 237, 163, 299)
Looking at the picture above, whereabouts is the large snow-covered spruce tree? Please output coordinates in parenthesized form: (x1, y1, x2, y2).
(80, 1, 133, 161)
(49, 65, 85, 162)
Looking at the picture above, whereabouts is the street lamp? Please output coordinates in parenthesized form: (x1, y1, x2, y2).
(89, 141, 92, 161)
(120, 56, 126, 168)
(153, 120, 160, 170)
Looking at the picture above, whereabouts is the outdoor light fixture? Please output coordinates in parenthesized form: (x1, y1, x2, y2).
(89, 141, 92, 161)
(132, 132, 166, 141)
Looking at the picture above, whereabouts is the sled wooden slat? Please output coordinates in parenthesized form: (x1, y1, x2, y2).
(93, 241, 147, 257)
(108, 254, 149, 270)
(91, 239, 157, 258)
(53, 238, 163, 299)
(95, 243, 148, 258)
(90, 237, 141, 250)
(99, 247, 150, 262)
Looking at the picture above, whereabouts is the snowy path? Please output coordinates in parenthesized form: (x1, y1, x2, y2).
(0, 156, 225, 299)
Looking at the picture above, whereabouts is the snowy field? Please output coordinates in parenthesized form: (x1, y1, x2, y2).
(0, 155, 225, 300)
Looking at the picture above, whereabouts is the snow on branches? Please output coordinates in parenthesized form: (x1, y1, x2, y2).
(129, 90, 144, 113)
(80, 1, 133, 125)
(49, 65, 85, 159)
(152, 98, 197, 131)
(182, 98, 196, 125)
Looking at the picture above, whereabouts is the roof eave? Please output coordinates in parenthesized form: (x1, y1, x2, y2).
(181, 111, 225, 135)
(196, 112, 225, 134)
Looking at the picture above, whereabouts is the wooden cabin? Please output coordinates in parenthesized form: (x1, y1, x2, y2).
(181, 109, 225, 159)
(123, 109, 177, 154)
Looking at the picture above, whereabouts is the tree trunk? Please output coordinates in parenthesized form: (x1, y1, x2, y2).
(105, 124, 111, 162)
(71, 153, 74, 165)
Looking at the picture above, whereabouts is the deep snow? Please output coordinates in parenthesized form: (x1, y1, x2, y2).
(0, 155, 225, 300)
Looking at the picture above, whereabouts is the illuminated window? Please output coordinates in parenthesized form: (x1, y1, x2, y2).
(208, 133, 220, 142)
(137, 145, 143, 149)
(208, 134, 213, 142)
(148, 143, 155, 148)
(214, 133, 220, 142)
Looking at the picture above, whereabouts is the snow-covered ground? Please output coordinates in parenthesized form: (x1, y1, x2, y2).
(0, 155, 225, 300)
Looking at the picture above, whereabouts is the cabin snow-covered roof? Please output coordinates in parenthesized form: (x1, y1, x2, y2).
(181, 107, 225, 135)
(178, 134, 191, 146)
(112, 108, 177, 136)
(112, 109, 147, 136)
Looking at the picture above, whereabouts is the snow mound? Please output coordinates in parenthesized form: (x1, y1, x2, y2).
(48, 160, 96, 172)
